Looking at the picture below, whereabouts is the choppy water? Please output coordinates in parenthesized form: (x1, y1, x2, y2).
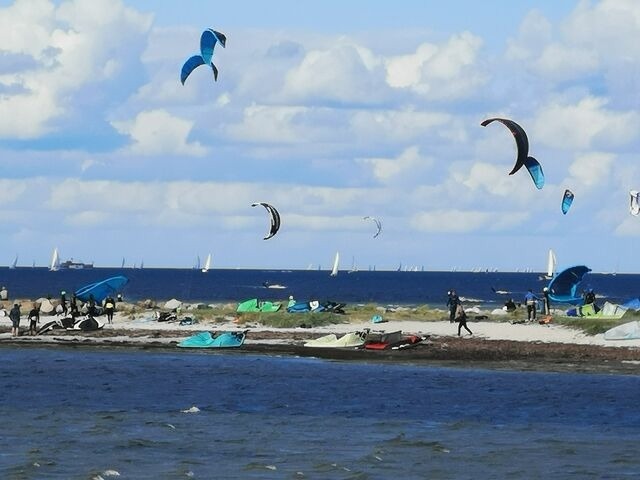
(1, 347, 639, 479)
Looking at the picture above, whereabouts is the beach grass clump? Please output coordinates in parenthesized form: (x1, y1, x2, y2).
(236, 311, 348, 328)
(552, 311, 637, 335)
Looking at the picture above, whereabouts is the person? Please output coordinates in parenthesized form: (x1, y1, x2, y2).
(542, 287, 551, 315)
(87, 294, 96, 317)
(60, 290, 68, 316)
(0, 286, 8, 301)
(28, 304, 40, 336)
(455, 302, 472, 336)
(524, 289, 539, 321)
(287, 295, 296, 308)
(70, 294, 79, 316)
(446, 290, 460, 323)
(104, 296, 115, 324)
(116, 293, 123, 303)
(583, 288, 599, 313)
(504, 298, 517, 312)
(9, 303, 21, 337)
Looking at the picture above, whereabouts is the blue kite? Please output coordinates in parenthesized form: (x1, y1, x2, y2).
(561, 189, 574, 215)
(181, 29, 226, 85)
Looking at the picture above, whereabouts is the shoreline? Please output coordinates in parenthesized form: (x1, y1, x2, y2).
(2, 311, 640, 375)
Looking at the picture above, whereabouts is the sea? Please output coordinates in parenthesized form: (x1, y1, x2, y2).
(1, 268, 640, 479)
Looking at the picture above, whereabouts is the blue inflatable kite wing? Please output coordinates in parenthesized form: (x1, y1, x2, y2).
(547, 265, 591, 305)
(181, 55, 205, 84)
(200, 29, 218, 64)
(75, 276, 129, 303)
(523, 156, 544, 189)
(562, 189, 574, 215)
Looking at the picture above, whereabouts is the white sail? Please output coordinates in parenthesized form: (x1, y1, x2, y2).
(9, 255, 17, 269)
(330, 252, 339, 276)
(201, 253, 212, 273)
(546, 249, 557, 278)
(50, 248, 60, 272)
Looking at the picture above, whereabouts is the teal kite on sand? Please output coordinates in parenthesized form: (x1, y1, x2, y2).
(181, 28, 227, 84)
(178, 331, 247, 348)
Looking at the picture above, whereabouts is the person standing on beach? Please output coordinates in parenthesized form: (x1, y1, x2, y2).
(104, 296, 115, 324)
(87, 294, 96, 317)
(524, 289, 539, 321)
(287, 295, 296, 308)
(447, 290, 460, 323)
(542, 287, 551, 315)
(455, 303, 472, 336)
(70, 294, 79, 316)
(9, 303, 21, 337)
(60, 290, 68, 316)
(28, 304, 39, 336)
(0, 286, 8, 301)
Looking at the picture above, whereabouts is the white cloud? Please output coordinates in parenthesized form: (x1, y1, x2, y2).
(111, 109, 206, 156)
(0, 0, 152, 138)
(410, 209, 528, 233)
(282, 39, 387, 104)
(567, 151, 615, 188)
(358, 146, 433, 184)
(385, 32, 486, 100)
(534, 96, 639, 150)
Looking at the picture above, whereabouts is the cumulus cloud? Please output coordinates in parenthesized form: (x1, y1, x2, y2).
(358, 146, 433, 184)
(111, 109, 207, 156)
(410, 209, 528, 233)
(0, 0, 152, 138)
(567, 151, 615, 188)
(533, 96, 639, 150)
(385, 32, 486, 100)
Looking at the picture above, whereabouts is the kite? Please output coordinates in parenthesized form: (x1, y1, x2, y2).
(181, 29, 226, 85)
(363, 216, 382, 238)
(630, 190, 640, 216)
(562, 189, 574, 215)
(523, 156, 544, 190)
(251, 202, 281, 240)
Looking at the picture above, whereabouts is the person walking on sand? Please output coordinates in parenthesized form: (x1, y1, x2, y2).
(524, 289, 539, 322)
(455, 302, 472, 336)
(9, 303, 21, 337)
(447, 290, 460, 323)
(28, 304, 39, 336)
(104, 296, 115, 324)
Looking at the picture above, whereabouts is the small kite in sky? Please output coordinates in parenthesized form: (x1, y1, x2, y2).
(562, 189, 574, 215)
(251, 202, 281, 240)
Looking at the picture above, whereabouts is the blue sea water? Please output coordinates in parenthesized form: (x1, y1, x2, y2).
(1, 267, 639, 308)
(1, 347, 639, 479)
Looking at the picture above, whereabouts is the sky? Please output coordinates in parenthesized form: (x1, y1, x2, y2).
(1, 0, 639, 272)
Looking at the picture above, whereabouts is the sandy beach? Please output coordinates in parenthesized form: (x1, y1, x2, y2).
(2, 306, 640, 374)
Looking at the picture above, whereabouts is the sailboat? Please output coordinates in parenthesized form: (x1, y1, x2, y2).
(544, 249, 557, 279)
(9, 255, 17, 269)
(330, 252, 339, 277)
(201, 253, 212, 273)
(348, 256, 357, 273)
(121, 257, 126, 269)
(50, 248, 60, 272)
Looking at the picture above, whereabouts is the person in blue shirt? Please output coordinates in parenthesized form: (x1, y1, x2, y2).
(524, 289, 539, 321)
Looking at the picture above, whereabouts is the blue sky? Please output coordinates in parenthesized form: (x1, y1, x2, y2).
(1, 0, 639, 272)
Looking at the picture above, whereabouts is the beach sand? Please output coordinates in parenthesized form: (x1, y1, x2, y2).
(1, 307, 639, 374)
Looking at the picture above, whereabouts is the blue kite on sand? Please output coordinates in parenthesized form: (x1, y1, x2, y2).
(181, 28, 227, 84)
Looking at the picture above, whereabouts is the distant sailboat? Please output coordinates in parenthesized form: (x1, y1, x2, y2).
(9, 255, 17, 269)
(121, 257, 125, 269)
(50, 248, 60, 272)
(201, 253, 212, 273)
(330, 252, 339, 277)
(348, 256, 357, 273)
(545, 249, 557, 279)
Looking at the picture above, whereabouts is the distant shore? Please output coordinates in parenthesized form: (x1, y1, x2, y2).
(1, 307, 639, 375)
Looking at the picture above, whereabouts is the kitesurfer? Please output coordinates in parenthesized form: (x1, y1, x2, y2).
(28, 304, 39, 336)
(524, 289, 539, 321)
(9, 303, 21, 337)
(446, 290, 460, 323)
(455, 303, 472, 336)
(504, 298, 517, 312)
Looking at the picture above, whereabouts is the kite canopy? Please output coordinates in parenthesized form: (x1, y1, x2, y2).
(181, 28, 226, 85)
(75, 276, 129, 303)
(562, 189, 574, 215)
(523, 156, 544, 190)
(363, 216, 382, 238)
(481, 117, 530, 176)
(547, 265, 591, 305)
(251, 202, 281, 240)
(630, 190, 640, 216)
